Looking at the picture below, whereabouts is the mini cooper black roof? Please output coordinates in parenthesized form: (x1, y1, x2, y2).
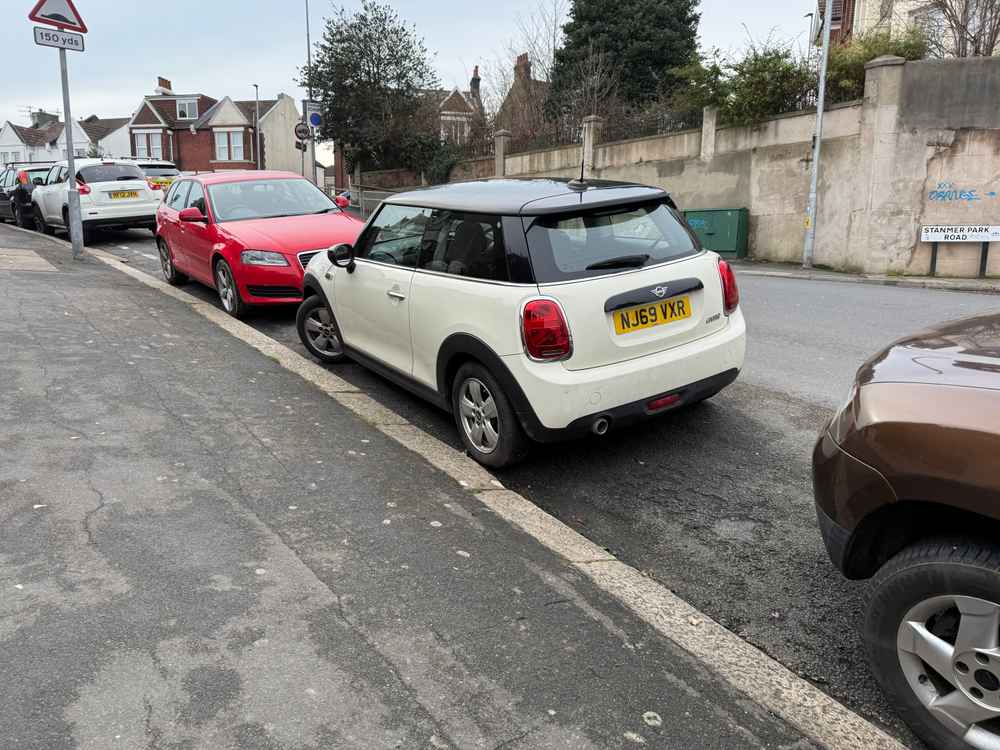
(384, 178, 671, 216)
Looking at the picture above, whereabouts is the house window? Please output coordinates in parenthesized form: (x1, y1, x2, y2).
(134, 132, 162, 160)
(214, 131, 230, 161)
(231, 133, 244, 161)
(135, 133, 148, 158)
(176, 98, 198, 120)
(214, 130, 246, 161)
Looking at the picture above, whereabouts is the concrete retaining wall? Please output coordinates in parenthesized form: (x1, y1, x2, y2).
(455, 56, 1000, 277)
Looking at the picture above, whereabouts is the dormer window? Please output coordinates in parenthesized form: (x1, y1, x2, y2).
(176, 99, 198, 120)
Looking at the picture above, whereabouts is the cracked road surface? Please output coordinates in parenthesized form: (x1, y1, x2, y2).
(0, 228, 818, 748)
(29, 227, 1000, 746)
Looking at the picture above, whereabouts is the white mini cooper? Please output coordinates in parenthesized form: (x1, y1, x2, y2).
(297, 178, 746, 467)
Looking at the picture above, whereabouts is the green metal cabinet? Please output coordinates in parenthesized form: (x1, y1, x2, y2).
(683, 208, 749, 258)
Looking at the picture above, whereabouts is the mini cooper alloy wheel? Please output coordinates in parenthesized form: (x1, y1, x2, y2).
(897, 594, 1000, 747)
(302, 305, 342, 356)
(458, 377, 500, 454)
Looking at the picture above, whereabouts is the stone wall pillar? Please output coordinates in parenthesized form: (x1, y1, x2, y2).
(848, 55, 907, 273)
(581, 115, 604, 176)
(494, 130, 511, 177)
(700, 106, 718, 162)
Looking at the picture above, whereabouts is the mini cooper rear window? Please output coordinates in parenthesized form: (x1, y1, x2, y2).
(525, 202, 699, 283)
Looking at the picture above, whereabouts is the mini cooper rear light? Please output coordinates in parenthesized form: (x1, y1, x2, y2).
(522, 299, 572, 361)
(718, 259, 740, 315)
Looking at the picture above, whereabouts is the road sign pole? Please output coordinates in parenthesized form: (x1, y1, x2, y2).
(59, 46, 83, 259)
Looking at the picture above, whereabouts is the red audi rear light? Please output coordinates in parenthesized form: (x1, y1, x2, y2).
(718, 259, 739, 315)
(522, 299, 572, 361)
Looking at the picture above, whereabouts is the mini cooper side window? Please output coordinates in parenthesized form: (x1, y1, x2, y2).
(360, 204, 432, 268)
(418, 211, 509, 282)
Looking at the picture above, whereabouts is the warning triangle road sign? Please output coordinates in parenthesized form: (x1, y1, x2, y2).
(28, 0, 88, 33)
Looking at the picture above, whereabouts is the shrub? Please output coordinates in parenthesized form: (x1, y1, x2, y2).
(721, 42, 814, 127)
(826, 28, 928, 103)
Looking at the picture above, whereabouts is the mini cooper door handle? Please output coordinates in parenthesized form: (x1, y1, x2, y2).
(386, 289, 407, 301)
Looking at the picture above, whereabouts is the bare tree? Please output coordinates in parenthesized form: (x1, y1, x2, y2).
(480, 0, 568, 118)
(901, 0, 1000, 56)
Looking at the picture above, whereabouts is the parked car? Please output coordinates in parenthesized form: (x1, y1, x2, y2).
(127, 158, 180, 192)
(31, 158, 161, 244)
(155, 170, 363, 317)
(0, 163, 52, 228)
(813, 312, 1000, 750)
(297, 178, 746, 467)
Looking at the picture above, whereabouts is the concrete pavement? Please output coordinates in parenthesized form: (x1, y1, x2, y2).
(0, 227, 818, 748)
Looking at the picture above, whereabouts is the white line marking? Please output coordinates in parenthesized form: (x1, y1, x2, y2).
(65, 237, 903, 749)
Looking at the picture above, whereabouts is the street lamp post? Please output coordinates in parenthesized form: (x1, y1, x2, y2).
(802, 0, 833, 269)
(305, 0, 317, 184)
(253, 84, 261, 170)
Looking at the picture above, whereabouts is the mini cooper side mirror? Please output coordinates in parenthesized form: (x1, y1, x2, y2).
(328, 243, 355, 273)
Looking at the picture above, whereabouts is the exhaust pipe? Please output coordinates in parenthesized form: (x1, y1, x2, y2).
(592, 417, 610, 436)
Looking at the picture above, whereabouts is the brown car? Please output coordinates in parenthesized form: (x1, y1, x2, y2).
(813, 312, 1000, 750)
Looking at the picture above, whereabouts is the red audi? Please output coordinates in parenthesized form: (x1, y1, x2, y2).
(155, 171, 362, 317)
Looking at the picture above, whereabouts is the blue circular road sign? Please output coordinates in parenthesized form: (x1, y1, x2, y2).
(308, 112, 322, 128)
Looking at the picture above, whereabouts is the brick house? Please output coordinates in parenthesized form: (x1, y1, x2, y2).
(421, 67, 485, 145)
(496, 54, 550, 141)
(127, 77, 302, 173)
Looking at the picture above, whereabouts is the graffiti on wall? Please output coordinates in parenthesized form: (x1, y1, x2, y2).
(928, 181, 999, 202)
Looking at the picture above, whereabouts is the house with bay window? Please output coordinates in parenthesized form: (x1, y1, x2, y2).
(127, 77, 305, 174)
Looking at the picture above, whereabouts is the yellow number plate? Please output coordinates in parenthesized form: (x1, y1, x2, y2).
(110, 191, 139, 200)
(613, 294, 692, 335)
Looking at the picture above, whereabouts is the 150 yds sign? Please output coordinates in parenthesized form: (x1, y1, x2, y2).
(33, 26, 84, 51)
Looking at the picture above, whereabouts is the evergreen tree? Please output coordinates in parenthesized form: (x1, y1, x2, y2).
(549, 0, 699, 108)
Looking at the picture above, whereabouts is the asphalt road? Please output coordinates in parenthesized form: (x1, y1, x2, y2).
(87, 227, 1000, 745)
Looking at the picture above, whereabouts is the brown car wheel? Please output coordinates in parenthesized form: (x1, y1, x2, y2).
(865, 538, 1000, 750)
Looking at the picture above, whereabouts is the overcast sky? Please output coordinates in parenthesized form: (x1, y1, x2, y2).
(2, 0, 813, 163)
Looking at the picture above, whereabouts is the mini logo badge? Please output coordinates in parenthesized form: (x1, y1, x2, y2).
(651, 286, 668, 298)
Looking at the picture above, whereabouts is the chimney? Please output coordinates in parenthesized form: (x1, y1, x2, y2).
(155, 76, 173, 95)
(514, 53, 532, 81)
(30, 109, 59, 128)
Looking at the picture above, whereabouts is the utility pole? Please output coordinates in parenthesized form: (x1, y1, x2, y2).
(253, 84, 261, 169)
(802, 0, 833, 269)
(59, 47, 83, 260)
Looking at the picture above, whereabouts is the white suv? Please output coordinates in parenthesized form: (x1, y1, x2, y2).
(297, 178, 746, 467)
(32, 158, 161, 244)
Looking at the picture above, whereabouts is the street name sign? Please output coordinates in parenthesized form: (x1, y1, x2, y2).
(920, 225, 1000, 243)
(33, 26, 84, 51)
(28, 0, 87, 33)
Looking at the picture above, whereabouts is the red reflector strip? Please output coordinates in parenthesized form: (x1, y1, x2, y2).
(646, 393, 681, 412)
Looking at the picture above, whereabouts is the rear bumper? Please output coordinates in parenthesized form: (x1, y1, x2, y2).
(81, 201, 159, 228)
(502, 308, 746, 431)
